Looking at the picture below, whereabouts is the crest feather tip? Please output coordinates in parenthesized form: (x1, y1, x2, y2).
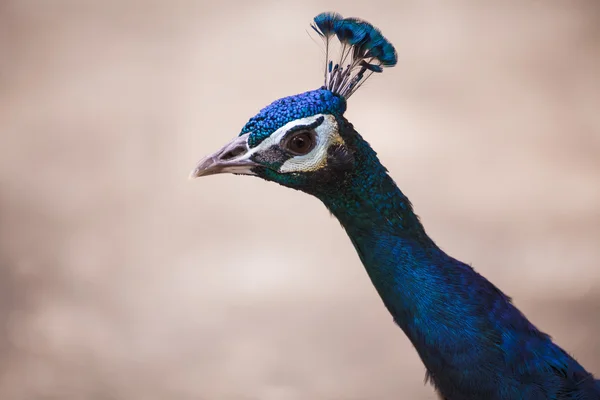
(309, 12, 397, 99)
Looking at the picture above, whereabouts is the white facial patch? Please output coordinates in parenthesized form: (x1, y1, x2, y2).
(245, 114, 343, 173)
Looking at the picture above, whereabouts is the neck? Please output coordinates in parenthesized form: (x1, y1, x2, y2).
(314, 128, 506, 383)
(318, 142, 448, 326)
(304, 125, 600, 398)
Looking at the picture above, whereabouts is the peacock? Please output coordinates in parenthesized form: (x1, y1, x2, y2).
(191, 12, 600, 400)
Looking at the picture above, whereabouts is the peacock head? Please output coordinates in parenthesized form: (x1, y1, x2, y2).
(191, 12, 397, 194)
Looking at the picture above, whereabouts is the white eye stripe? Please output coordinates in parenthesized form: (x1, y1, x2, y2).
(250, 115, 326, 150)
(280, 114, 342, 173)
(280, 116, 324, 146)
(244, 114, 343, 173)
(233, 116, 323, 162)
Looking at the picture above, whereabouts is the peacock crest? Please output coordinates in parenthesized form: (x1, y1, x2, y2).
(310, 12, 397, 99)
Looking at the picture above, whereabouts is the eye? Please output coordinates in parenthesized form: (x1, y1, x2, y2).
(284, 131, 316, 155)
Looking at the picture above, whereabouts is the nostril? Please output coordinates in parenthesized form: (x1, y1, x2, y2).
(221, 145, 247, 160)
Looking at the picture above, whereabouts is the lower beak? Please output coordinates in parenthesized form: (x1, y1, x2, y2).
(190, 133, 259, 178)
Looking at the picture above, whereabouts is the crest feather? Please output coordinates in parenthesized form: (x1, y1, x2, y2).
(312, 12, 342, 37)
(311, 12, 397, 99)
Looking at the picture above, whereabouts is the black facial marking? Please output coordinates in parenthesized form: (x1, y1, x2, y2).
(327, 144, 355, 171)
(291, 143, 355, 190)
(251, 145, 291, 168)
(280, 116, 325, 143)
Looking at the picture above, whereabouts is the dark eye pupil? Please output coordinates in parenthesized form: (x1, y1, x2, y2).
(287, 132, 313, 155)
(293, 136, 306, 149)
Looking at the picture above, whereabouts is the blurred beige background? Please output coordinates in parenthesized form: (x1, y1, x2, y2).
(1, 0, 599, 399)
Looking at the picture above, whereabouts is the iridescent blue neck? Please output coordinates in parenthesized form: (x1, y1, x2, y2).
(313, 125, 496, 384)
(315, 121, 428, 234)
(316, 136, 448, 322)
(314, 127, 449, 318)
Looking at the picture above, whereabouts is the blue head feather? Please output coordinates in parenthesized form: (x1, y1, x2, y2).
(311, 12, 342, 37)
(240, 89, 346, 148)
(336, 19, 396, 66)
(360, 60, 384, 73)
(379, 42, 398, 66)
(333, 18, 370, 45)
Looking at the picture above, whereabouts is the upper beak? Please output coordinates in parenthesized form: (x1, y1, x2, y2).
(190, 133, 259, 178)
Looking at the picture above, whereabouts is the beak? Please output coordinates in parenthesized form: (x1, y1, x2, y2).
(190, 133, 259, 178)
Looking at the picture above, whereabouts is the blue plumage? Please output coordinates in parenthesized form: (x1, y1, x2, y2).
(318, 120, 600, 399)
(333, 18, 369, 45)
(312, 12, 341, 37)
(311, 12, 397, 98)
(240, 89, 346, 148)
(192, 12, 600, 399)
